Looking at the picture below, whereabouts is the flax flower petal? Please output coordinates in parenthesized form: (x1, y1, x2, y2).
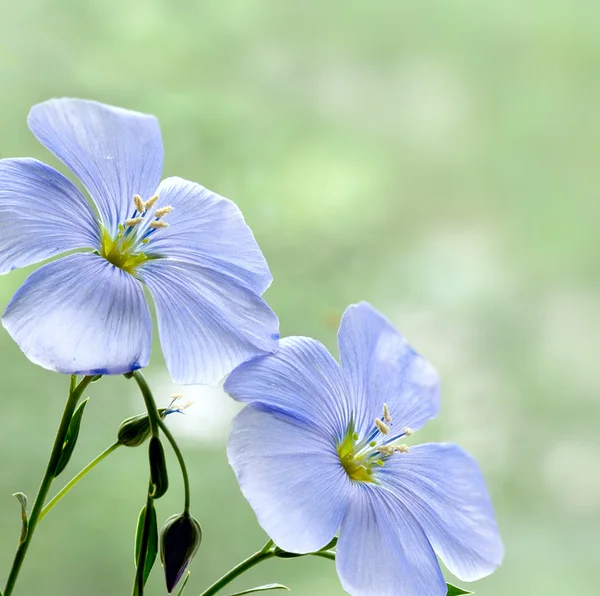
(0, 158, 99, 274)
(336, 483, 447, 596)
(380, 443, 504, 581)
(338, 302, 440, 435)
(28, 98, 163, 234)
(143, 177, 272, 294)
(225, 336, 350, 440)
(228, 406, 351, 553)
(2, 253, 151, 375)
(138, 259, 279, 385)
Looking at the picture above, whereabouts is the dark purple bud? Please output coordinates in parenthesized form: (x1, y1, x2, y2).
(160, 513, 202, 593)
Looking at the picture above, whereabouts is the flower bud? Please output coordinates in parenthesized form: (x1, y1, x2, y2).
(149, 436, 169, 499)
(160, 513, 202, 593)
(117, 408, 168, 447)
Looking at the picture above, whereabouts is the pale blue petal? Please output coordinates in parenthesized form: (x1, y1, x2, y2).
(2, 253, 151, 375)
(336, 483, 447, 596)
(224, 336, 350, 440)
(144, 177, 272, 294)
(28, 98, 163, 234)
(138, 259, 278, 385)
(0, 158, 99, 274)
(380, 443, 504, 581)
(228, 406, 351, 553)
(338, 302, 440, 435)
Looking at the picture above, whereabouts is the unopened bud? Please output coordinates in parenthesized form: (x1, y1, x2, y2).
(160, 513, 202, 593)
(149, 437, 169, 499)
(117, 409, 168, 447)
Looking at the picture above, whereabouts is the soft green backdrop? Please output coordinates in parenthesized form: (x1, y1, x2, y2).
(0, 1, 597, 594)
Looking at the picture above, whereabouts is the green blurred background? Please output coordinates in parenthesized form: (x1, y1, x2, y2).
(0, 0, 598, 594)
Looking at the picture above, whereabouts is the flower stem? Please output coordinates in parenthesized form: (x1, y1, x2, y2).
(131, 371, 159, 437)
(131, 371, 191, 512)
(38, 442, 121, 522)
(199, 542, 337, 596)
(199, 543, 276, 596)
(3, 375, 95, 596)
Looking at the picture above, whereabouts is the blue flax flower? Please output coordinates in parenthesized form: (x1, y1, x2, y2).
(226, 302, 503, 596)
(0, 98, 278, 384)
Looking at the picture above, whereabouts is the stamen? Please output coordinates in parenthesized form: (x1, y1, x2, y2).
(383, 403, 392, 423)
(396, 444, 409, 454)
(154, 206, 173, 218)
(403, 427, 413, 437)
(378, 445, 396, 456)
(145, 194, 160, 210)
(149, 221, 169, 229)
(125, 217, 144, 227)
(133, 194, 145, 212)
(375, 418, 390, 435)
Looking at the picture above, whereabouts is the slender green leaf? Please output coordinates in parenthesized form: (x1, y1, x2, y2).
(228, 584, 290, 595)
(319, 536, 338, 551)
(134, 503, 159, 588)
(12, 492, 28, 542)
(54, 398, 89, 477)
(176, 571, 191, 595)
(446, 583, 472, 595)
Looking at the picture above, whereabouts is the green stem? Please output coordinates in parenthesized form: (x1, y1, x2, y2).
(156, 418, 191, 512)
(39, 442, 120, 522)
(200, 544, 276, 596)
(3, 375, 95, 596)
(200, 543, 337, 596)
(131, 371, 159, 437)
(131, 371, 191, 512)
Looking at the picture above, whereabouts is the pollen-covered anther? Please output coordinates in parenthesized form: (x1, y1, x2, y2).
(383, 403, 392, 423)
(171, 393, 184, 400)
(154, 205, 173, 218)
(150, 220, 169, 229)
(396, 444, 409, 454)
(125, 216, 144, 227)
(133, 194, 145, 212)
(145, 193, 160, 210)
(375, 417, 390, 435)
(378, 444, 396, 456)
(403, 427, 413, 437)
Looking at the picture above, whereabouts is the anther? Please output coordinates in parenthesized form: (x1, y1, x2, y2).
(154, 206, 173, 218)
(145, 194, 160, 210)
(375, 418, 390, 435)
(125, 217, 144, 227)
(403, 427, 413, 437)
(396, 444, 409, 454)
(383, 403, 392, 423)
(378, 445, 396, 456)
(133, 194, 145, 212)
(171, 393, 184, 400)
(149, 221, 169, 229)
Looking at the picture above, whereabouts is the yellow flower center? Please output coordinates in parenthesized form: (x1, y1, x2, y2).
(99, 193, 172, 274)
(337, 405, 412, 484)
